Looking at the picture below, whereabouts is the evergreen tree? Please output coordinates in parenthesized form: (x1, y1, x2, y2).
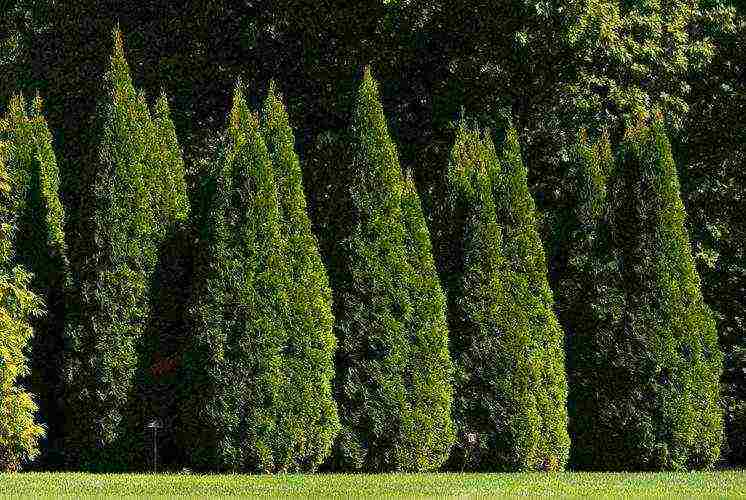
(601, 116, 723, 470)
(151, 91, 189, 227)
(446, 120, 567, 471)
(260, 81, 340, 470)
(62, 28, 162, 470)
(334, 67, 454, 472)
(123, 89, 193, 471)
(182, 82, 314, 472)
(487, 126, 570, 470)
(2, 93, 69, 468)
(0, 144, 45, 471)
(555, 130, 628, 469)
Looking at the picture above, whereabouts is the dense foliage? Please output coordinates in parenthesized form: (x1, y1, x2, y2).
(561, 119, 724, 471)
(0, 138, 45, 472)
(63, 29, 190, 471)
(0, 0, 742, 471)
(607, 118, 722, 470)
(445, 120, 569, 472)
(1, 93, 68, 468)
(181, 82, 339, 473)
(260, 81, 340, 471)
(333, 68, 454, 472)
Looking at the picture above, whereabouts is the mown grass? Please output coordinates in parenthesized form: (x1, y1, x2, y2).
(0, 471, 744, 498)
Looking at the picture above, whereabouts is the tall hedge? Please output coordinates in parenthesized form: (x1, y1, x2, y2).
(182, 82, 323, 472)
(260, 81, 340, 470)
(488, 127, 570, 470)
(2, 94, 68, 468)
(446, 120, 569, 471)
(0, 139, 45, 472)
(62, 28, 163, 470)
(602, 117, 723, 470)
(556, 130, 627, 469)
(333, 67, 454, 472)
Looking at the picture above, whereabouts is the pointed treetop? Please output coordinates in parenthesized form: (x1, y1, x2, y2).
(154, 90, 170, 115)
(356, 65, 381, 109)
(229, 80, 256, 134)
(448, 118, 485, 200)
(112, 25, 124, 60)
(263, 80, 288, 126)
(7, 93, 28, 123)
(229, 82, 247, 137)
(108, 26, 135, 99)
(267, 79, 279, 99)
(30, 92, 44, 119)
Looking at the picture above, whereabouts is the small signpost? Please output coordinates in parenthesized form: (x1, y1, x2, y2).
(146, 418, 163, 474)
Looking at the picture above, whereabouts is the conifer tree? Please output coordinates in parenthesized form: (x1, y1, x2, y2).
(62, 28, 162, 470)
(488, 127, 570, 470)
(334, 67, 454, 472)
(182, 82, 320, 472)
(601, 117, 723, 470)
(1, 93, 68, 467)
(260, 81, 340, 470)
(122, 90, 193, 471)
(0, 144, 45, 471)
(151, 92, 189, 227)
(555, 130, 627, 469)
(446, 120, 569, 471)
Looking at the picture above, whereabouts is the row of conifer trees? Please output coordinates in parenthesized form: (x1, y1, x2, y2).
(0, 29, 723, 473)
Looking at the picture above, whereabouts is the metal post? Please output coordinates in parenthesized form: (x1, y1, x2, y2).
(146, 419, 162, 474)
(153, 424, 158, 474)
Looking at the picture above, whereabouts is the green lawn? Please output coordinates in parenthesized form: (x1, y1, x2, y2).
(0, 471, 744, 498)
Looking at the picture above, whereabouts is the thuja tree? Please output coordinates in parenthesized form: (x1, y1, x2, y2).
(445, 120, 567, 472)
(486, 126, 570, 470)
(123, 89, 193, 470)
(182, 83, 319, 472)
(62, 28, 162, 470)
(150, 91, 189, 226)
(2, 94, 69, 468)
(333, 67, 454, 472)
(554, 130, 628, 469)
(260, 81, 340, 470)
(601, 116, 723, 470)
(0, 145, 45, 471)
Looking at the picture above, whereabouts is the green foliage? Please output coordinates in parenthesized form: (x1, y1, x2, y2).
(333, 67, 454, 472)
(0, 148, 45, 472)
(0, 265, 45, 472)
(1, 92, 69, 468)
(182, 82, 325, 472)
(491, 126, 570, 470)
(556, 130, 627, 470)
(566, 117, 724, 471)
(446, 120, 568, 472)
(675, 8, 746, 465)
(63, 28, 189, 470)
(609, 117, 723, 470)
(259, 81, 340, 471)
(562, 0, 737, 131)
(151, 92, 189, 226)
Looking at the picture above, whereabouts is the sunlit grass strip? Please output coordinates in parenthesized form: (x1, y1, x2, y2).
(0, 472, 743, 498)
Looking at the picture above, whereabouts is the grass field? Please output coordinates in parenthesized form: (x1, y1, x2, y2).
(0, 471, 744, 498)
